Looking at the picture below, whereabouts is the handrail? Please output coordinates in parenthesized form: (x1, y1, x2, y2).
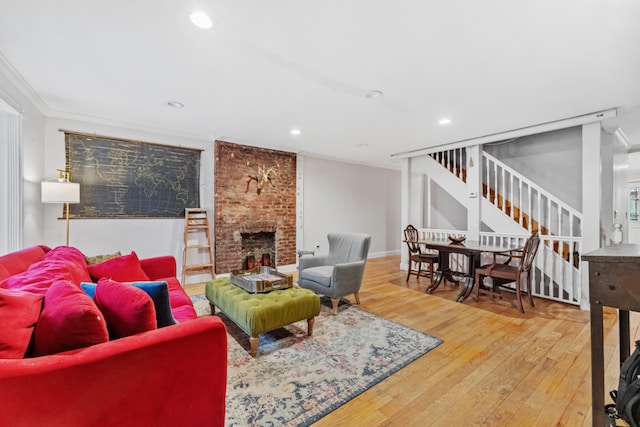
(482, 151, 582, 222)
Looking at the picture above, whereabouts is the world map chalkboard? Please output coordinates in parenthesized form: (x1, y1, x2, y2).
(64, 131, 201, 218)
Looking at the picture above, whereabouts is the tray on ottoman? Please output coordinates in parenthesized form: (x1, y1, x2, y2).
(230, 266, 293, 293)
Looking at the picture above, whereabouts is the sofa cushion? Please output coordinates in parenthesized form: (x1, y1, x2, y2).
(43, 246, 91, 283)
(88, 252, 150, 282)
(162, 276, 197, 321)
(32, 279, 109, 357)
(82, 281, 176, 328)
(95, 278, 157, 339)
(85, 251, 122, 265)
(0, 288, 43, 359)
(3, 260, 81, 295)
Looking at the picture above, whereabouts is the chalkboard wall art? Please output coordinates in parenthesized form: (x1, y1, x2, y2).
(64, 130, 201, 218)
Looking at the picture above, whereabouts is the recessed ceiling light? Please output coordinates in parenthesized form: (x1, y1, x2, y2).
(439, 118, 452, 125)
(190, 11, 213, 29)
(290, 129, 301, 136)
(365, 90, 383, 99)
(357, 143, 369, 148)
(168, 100, 184, 109)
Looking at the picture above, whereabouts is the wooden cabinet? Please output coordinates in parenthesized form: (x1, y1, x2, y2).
(583, 244, 640, 426)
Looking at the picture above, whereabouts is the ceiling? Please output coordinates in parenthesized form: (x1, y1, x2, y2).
(1, 0, 639, 169)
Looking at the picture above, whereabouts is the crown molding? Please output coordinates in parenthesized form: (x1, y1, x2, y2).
(0, 51, 51, 115)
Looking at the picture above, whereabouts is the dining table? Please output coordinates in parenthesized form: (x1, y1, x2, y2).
(416, 238, 525, 302)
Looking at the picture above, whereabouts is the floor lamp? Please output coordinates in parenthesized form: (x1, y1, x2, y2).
(41, 170, 80, 246)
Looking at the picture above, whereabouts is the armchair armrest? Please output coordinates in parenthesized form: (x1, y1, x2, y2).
(332, 260, 367, 294)
(298, 254, 330, 271)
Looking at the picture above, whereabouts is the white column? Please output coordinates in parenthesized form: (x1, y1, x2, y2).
(466, 145, 481, 240)
(581, 122, 602, 310)
(0, 99, 23, 254)
(400, 158, 411, 270)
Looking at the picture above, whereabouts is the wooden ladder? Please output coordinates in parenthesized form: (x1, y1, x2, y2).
(181, 208, 215, 285)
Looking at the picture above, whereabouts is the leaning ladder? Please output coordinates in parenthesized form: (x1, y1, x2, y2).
(181, 208, 215, 285)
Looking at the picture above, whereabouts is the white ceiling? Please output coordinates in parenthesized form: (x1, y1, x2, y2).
(1, 0, 639, 169)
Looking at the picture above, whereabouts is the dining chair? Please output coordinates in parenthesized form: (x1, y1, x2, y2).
(474, 230, 540, 313)
(403, 225, 438, 282)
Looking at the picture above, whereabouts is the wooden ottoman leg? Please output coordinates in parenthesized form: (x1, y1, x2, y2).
(307, 317, 315, 336)
(209, 303, 216, 315)
(249, 336, 259, 357)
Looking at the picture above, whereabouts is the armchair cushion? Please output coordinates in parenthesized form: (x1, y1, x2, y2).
(299, 266, 334, 288)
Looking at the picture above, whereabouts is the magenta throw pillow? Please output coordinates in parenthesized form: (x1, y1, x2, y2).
(94, 278, 157, 339)
(32, 279, 109, 357)
(87, 251, 150, 282)
(0, 288, 43, 358)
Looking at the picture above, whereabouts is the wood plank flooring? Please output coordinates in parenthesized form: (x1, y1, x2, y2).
(186, 255, 637, 426)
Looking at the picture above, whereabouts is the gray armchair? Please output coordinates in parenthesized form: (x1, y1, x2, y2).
(297, 232, 371, 315)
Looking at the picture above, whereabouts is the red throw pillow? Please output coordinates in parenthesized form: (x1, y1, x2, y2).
(0, 288, 43, 359)
(44, 246, 91, 283)
(32, 279, 109, 357)
(94, 278, 157, 339)
(87, 251, 150, 282)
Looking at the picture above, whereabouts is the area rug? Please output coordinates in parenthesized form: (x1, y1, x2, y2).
(191, 294, 443, 427)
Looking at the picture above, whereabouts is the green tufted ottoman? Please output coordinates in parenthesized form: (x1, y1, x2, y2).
(206, 277, 321, 357)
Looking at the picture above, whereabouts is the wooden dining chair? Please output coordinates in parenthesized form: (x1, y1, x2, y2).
(403, 225, 438, 282)
(474, 231, 540, 313)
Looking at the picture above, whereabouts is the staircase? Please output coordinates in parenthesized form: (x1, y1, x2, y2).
(424, 147, 582, 306)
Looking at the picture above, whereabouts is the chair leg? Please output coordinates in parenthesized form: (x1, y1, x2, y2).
(474, 271, 482, 302)
(515, 276, 524, 313)
(526, 274, 535, 307)
(331, 298, 339, 315)
(354, 292, 360, 305)
(406, 261, 412, 282)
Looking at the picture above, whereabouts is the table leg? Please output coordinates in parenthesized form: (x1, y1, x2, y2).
(427, 250, 449, 294)
(620, 309, 631, 364)
(456, 276, 475, 302)
(590, 301, 605, 427)
(457, 253, 481, 302)
(426, 270, 444, 294)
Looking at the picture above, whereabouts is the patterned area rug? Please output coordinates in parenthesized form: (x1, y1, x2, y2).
(191, 294, 443, 427)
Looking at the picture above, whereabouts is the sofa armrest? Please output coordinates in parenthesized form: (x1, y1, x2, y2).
(0, 316, 227, 427)
(140, 255, 177, 280)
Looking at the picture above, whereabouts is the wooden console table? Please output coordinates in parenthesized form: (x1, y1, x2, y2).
(583, 244, 640, 427)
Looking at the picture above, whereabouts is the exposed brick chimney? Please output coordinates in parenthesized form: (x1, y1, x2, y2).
(214, 141, 297, 273)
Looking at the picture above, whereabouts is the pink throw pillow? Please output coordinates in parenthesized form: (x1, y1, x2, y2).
(0, 288, 43, 359)
(32, 280, 109, 357)
(87, 252, 150, 282)
(94, 278, 157, 339)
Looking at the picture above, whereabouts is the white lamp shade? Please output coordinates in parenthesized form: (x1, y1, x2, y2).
(41, 181, 80, 204)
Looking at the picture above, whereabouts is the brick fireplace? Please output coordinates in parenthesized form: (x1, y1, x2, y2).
(213, 141, 297, 273)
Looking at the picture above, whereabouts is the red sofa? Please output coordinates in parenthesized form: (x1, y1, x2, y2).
(0, 246, 227, 427)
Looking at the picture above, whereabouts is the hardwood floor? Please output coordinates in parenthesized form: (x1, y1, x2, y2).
(186, 256, 636, 426)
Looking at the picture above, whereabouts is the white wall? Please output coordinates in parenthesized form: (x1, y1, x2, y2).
(484, 126, 582, 211)
(0, 67, 45, 251)
(42, 117, 214, 270)
(301, 156, 400, 258)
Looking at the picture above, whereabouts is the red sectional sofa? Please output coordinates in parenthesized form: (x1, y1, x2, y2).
(0, 245, 227, 427)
